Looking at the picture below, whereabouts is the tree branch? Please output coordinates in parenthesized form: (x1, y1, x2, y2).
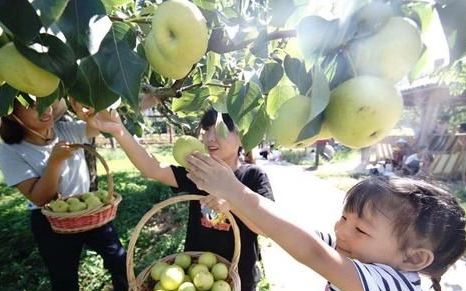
(208, 29, 297, 54)
(109, 15, 151, 24)
(159, 101, 190, 133)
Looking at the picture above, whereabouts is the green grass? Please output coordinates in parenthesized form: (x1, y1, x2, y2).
(96, 144, 177, 174)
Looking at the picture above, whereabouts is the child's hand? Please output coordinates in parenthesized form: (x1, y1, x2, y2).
(201, 195, 231, 213)
(48, 142, 76, 165)
(87, 109, 124, 136)
(69, 97, 94, 121)
(186, 152, 243, 199)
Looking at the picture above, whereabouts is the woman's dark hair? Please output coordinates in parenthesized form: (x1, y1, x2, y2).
(0, 100, 25, 144)
(0, 116, 25, 144)
(198, 108, 253, 162)
(199, 107, 236, 132)
(344, 176, 466, 291)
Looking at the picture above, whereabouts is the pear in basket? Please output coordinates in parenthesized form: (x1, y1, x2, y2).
(84, 195, 103, 210)
(49, 200, 69, 213)
(67, 197, 80, 204)
(152, 281, 164, 291)
(160, 265, 185, 290)
(211, 262, 228, 280)
(150, 261, 169, 281)
(193, 271, 214, 290)
(81, 192, 94, 201)
(178, 281, 196, 291)
(188, 263, 209, 279)
(95, 189, 112, 203)
(211, 280, 232, 291)
(67, 198, 87, 212)
(198, 251, 217, 268)
(174, 253, 192, 269)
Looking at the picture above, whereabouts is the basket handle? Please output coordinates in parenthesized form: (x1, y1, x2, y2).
(126, 194, 241, 290)
(69, 143, 114, 202)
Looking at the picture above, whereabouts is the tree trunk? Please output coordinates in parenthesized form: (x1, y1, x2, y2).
(417, 92, 442, 147)
(85, 138, 98, 191)
(169, 124, 174, 143)
(109, 136, 116, 149)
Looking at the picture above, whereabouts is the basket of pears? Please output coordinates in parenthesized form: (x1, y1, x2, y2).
(41, 144, 122, 233)
(127, 195, 241, 291)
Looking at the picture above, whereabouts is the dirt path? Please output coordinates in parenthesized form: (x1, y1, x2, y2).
(257, 159, 466, 291)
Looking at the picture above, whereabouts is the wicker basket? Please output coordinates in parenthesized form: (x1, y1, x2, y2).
(41, 144, 122, 234)
(127, 194, 241, 291)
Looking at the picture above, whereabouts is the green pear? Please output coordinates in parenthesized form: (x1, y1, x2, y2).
(151, 262, 169, 281)
(211, 262, 228, 280)
(324, 76, 403, 149)
(145, 0, 208, 79)
(81, 192, 94, 201)
(95, 189, 112, 203)
(349, 17, 422, 83)
(66, 197, 81, 205)
(153, 281, 166, 291)
(160, 265, 185, 290)
(198, 252, 217, 269)
(192, 271, 214, 291)
(174, 253, 192, 270)
(177, 282, 196, 291)
(0, 42, 60, 97)
(211, 280, 232, 291)
(268, 95, 312, 147)
(172, 135, 207, 169)
(84, 196, 103, 210)
(68, 200, 87, 212)
(49, 200, 69, 213)
(188, 264, 209, 279)
(145, 33, 192, 79)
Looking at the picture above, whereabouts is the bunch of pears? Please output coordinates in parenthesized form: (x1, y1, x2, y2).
(47, 190, 112, 213)
(269, 2, 423, 149)
(150, 252, 232, 291)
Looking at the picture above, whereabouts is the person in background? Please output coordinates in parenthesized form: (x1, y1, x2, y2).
(0, 99, 127, 291)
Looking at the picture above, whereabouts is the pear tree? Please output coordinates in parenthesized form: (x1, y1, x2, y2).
(0, 0, 465, 150)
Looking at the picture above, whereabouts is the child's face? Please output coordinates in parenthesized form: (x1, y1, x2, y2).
(201, 123, 240, 162)
(334, 206, 406, 268)
(14, 104, 54, 132)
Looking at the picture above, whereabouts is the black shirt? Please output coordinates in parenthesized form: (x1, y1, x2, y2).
(170, 163, 274, 290)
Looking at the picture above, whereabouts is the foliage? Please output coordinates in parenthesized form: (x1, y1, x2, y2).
(1, 0, 465, 151)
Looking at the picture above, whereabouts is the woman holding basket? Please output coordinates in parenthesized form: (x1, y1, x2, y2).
(0, 98, 127, 291)
(99, 107, 274, 291)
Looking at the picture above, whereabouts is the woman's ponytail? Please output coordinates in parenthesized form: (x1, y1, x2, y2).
(431, 276, 442, 291)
